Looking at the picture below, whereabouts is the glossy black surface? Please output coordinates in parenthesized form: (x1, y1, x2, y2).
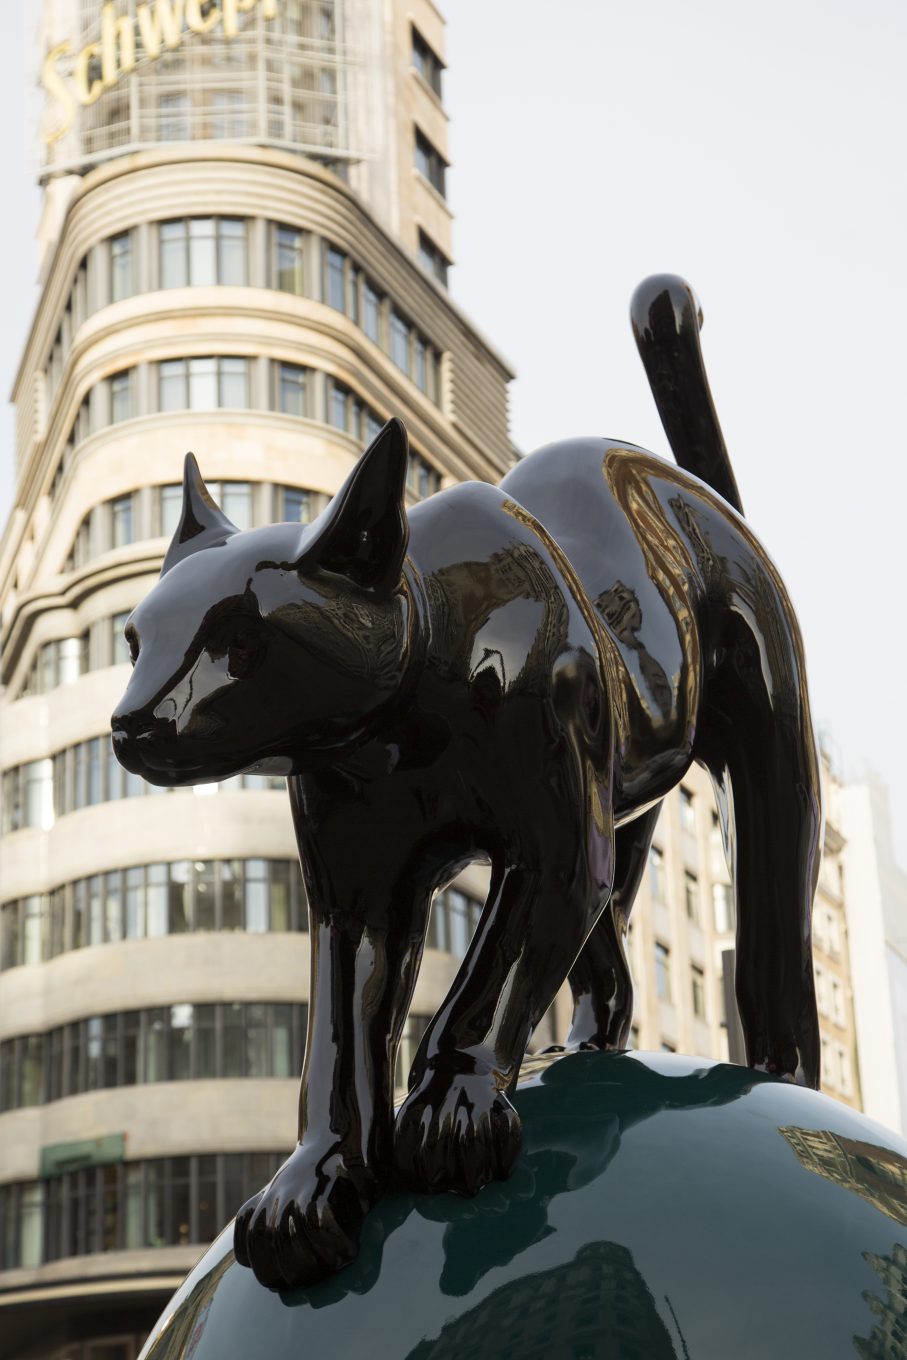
(138, 1051, 907, 1360)
(112, 276, 822, 1289)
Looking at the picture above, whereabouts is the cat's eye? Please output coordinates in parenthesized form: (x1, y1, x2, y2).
(225, 623, 265, 680)
(124, 624, 140, 667)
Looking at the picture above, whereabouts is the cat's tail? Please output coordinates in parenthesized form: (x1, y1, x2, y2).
(630, 274, 744, 516)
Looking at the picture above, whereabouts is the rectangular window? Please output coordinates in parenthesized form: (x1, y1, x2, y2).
(159, 485, 183, 539)
(411, 26, 443, 97)
(330, 381, 350, 431)
(327, 246, 346, 311)
(363, 281, 381, 343)
(414, 127, 447, 197)
(684, 872, 699, 925)
(159, 221, 189, 289)
(160, 358, 188, 409)
(110, 231, 133, 302)
(110, 369, 133, 424)
(217, 218, 247, 286)
(655, 942, 671, 1002)
(281, 487, 312, 524)
(417, 229, 449, 287)
(679, 787, 696, 834)
(277, 362, 306, 416)
(160, 218, 248, 288)
(111, 494, 133, 549)
(218, 356, 249, 408)
(275, 225, 304, 295)
(390, 311, 410, 373)
(713, 881, 734, 934)
(159, 92, 189, 140)
(691, 965, 706, 1019)
(648, 846, 666, 902)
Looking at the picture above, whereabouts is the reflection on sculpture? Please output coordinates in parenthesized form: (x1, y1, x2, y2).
(112, 275, 823, 1289)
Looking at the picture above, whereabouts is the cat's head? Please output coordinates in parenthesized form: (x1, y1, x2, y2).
(111, 419, 414, 785)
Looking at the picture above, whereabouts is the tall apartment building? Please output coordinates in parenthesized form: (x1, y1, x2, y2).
(0, 3, 514, 1355)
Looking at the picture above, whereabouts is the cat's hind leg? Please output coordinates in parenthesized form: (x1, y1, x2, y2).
(561, 803, 661, 1050)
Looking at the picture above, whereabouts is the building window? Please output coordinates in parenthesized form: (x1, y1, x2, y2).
(648, 846, 666, 902)
(1, 857, 305, 971)
(691, 965, 706, 1019)
(326, 245, 346, 311)
(159, 356, 250, 410)
(0, 1001, 308, 1113)
(427, 887, 483, 958)
(110, 369, 134, 424)
(279, 487, 314, 524)
(417, 229, 449, 287)
(395, 1015, 431, 1091)
(159, 92, 189, 140)
(655, 942, 671, 1002)
(713, 881, 734, 934)
(684, 872, 699, 925)
(110, 231, 134, 302)
(837, 1045, 852, 1096)
(0, 1153, 286, 1269)
(831, 976, 845, 1026)
(1, 760, 54, 834)
(111, 494, 134, 548)
(275, 224, 305, 295)
(275, 362, 307, 417)
(407, 453, 441, 500)
(411, 26, 443, 97)
(159, 218, 248, 289)
(363, 279, 382, 343)
(679, 787, 696, 835)
(390, 310, 411, 372)
(414, 127, 447, 197)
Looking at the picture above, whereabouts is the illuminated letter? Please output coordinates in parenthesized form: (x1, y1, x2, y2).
(101, 1, 136, 86)
(73, 42, 103, 106)
(187, 0, 221, 34)
(42, 41, 74, 144)
(222, 0, 263, 38)
(136, 0, 185, 59)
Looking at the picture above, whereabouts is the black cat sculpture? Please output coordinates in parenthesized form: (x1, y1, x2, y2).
(112, 275, 822, 1290)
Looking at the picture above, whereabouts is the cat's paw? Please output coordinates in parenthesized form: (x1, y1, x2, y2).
(233, 1141, 380, 1289)
(394, 1066, 522, 1196)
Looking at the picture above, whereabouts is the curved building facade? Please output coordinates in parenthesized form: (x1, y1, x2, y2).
(0, 3, 513, 1354)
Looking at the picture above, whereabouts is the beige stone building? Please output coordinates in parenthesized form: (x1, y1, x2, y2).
(0, 2, 513, 1353)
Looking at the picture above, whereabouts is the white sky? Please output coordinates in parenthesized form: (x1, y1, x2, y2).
(1, 1, 906, 857)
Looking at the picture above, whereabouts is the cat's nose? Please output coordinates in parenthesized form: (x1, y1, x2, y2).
(110, 708, 154, 742)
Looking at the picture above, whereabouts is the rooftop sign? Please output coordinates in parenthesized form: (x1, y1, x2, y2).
(43, 0, 279, 145)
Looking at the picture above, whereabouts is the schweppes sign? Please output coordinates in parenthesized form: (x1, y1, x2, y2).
(44, 0, 279, 145)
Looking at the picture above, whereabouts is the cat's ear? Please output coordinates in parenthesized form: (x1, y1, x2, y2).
(300, 418, 410, 592)
(161, 453, 240, 575)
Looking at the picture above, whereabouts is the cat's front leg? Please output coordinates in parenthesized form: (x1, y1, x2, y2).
(233, 1135, 383, 1288)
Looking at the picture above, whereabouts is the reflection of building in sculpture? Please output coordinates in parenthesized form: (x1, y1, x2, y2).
(406, 1241, 677, 1360)
(853, 1243, 907, 1360)
(0, 2, 513, 1354)
(778, 1126, 907, 1227)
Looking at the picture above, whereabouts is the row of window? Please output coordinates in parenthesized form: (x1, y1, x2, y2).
(411, 25, 444, 99)
(0, 1152, 285, 1270)
(1, 739, 285, 835)
(0, 1002, 309, 1113)
(0, 1006, 431, 1115)
(653, 941, 708, 1021)
(64, 475, 321, 572)
(648, 844, 735, 935)
(0, 855, 483, 972)
(0, 859, 307, 970)
(45, 216, 447, 423)
(20, 611, 130, 698)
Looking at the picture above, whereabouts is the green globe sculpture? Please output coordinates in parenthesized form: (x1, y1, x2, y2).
(139, 1051, 907, 1359)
